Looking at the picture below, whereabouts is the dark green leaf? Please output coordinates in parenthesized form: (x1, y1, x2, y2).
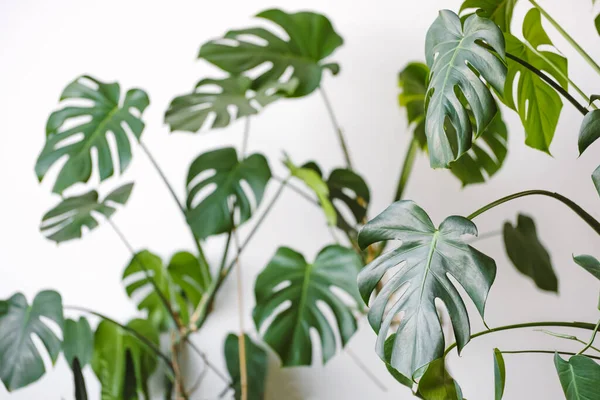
(573, 254, 600, 280)
(398, 62, 429, 149)
(198, 9, 343, 97)
(554, 353, 600, 400)
(383, 334, 414, 389)
(73, 358, 88, 400)
(503, 9, 567, 153)
(0, 290, 64, 391)
(40, 183, 134, 243)
(579, 110, 600, 155)
(416, 358, 464, 400)
(63, 317, 94, 368)
(186, 147, 271, 239)
(503, 214, 557, 292)
(35, 76, 149, 194)
(165, 76, 298, 132)
(327, 168, 370, 232)
(593, 166, 600, 197)
(224, 333, 268, 400)
(253, 245, 363, 366)
(493, 348, 506, 400)
(424, 10, 506, 168)
(459, 0, 518, 32)
(358, 200, 496, 378)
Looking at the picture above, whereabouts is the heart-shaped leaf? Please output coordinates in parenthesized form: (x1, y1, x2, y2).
(416, 358, 464, 400)
(63, 317, 94, 368)
(224, 333, 268, 400)
(503, 214, 558, 292)
(40, 183, 134, 243)
(165, 76, 298, 133)
(198, 9, 343, 97)
(253, 245, 363, 366)
(503, 9, 567, 153)
(358, 200, 496, 378)
(554, 354, 600, 400)
(35, 76, 149, 194)
(424, 10, 506, 168)
(0, 290, 64, 391)
(186, 147, 271, 239)
(398, 62, 429, 149)
(493, 348, 506, 400)
(459, 0, 518, 32)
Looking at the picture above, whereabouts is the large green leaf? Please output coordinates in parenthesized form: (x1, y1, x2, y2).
(459, 0, 518, 32)
(493, 348, 506, 400)
(554, 353, 600, 400)
(573, 254, 600, 280)
(503, 214, 558, 292)
(357, 200, 496, 378)
(198, 9, 343, 97)
(186, 147, 271, 239)
(224, 333, 268, 400)
(424, 10, 506, 168)
(36, 76, 149, 194)
(91, 319, 159, 400)
(122, 250, 209, 331)
(40, 183, 133, 243)
(165, 76, 298, 132)
(383, 335, 414, 390)
(416, 358, 464, 400)
(579, 110, 600, 155)
(0, 290, 64, 391)
(503, 9, 567, 153)
(253, 245, 363, 366)
(63, 317, 94, 368)
(398, 62, 429, 149)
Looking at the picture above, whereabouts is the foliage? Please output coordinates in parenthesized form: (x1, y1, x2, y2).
(224, 333, 268, 400)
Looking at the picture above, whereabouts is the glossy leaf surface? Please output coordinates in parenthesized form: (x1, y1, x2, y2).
(224, 333, 268, 400)
(459, 0, 518, 32)
(579, 110, 600, 155)
(554, 354, 600, 400)
(573, 254, 600, 280)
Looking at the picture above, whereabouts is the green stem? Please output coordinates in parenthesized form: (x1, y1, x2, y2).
(319, 86, 354, 170)
(65, 305, 174, 372)
(578, 319, 600, 355)
(529, 0, 600, 78)
(466, 190, 600, 235)
(444, 321, 597, 357)
(502, 349, 600, 361)
(538, 329, 600, 353)
(394, 137, 419, 202)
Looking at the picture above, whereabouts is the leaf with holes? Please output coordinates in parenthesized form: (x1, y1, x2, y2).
(35, 76, 149, 194)
(398, 62, 429, 149)
(122, 250, 209, 331)
(63, 317, 94, 368)
(554, 354, 600, 400)
(253, 245, 363, 366)
(0, 290, 64, 391)
(327, 168, 370, 232)
(503, 214, 558, 292)
(424, 10, 506, 168)
(459, 0, 518, 32)
(416, 358, 464, 400)
(165, 76, 299, 132)
(198, 9, 343, 97)
(224, 333, 268, 400)
(358, 200, 496, 378)
(503, 9, 567, 153)
(40, 183, 133, 243)
(186, 147, 271, 239)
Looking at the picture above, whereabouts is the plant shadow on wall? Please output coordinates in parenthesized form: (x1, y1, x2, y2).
(2, 1, 600, 400)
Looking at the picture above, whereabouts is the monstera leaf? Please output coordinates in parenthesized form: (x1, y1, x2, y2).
(357, 201, 496, 378)
(186, 147, 271, 239)
(459, 0, 518, 32)
(0, 290, 64, 391)
(198, 9, 343, 97)
(122, 250, 209, 331)
(503, 9, 567, 153)
(35, 76, 149, 194)
(554, 354, 600, 400)
(91, 319, 159, 400)
(253, 245, 363, 366)
(63, 317, 94, 368)
(327, 168, 370, 232)
(165, 76, 298, 132)
(424, 10, 506, 168)
(40, 183, 134, 243)
(503, 214, 557, 292)
(398, 62, 429, 149)
(224, 333, 268, 400)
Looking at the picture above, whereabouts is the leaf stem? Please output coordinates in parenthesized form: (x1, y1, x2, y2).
(466, 190, 600, 236)
(578, 319, 600, 355)
(501, 349, 600, 361)
(232, 230, 248, 400)
(529, 0, 600, 78)
(444, 321, 597, 357)
(394, 137, 419, 202)
(319, 86, 354, 170)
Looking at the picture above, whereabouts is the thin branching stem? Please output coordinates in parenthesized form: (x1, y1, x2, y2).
(578, 319, 600, 355)
(319, 86, 354, 169)
(501, 349, 600, 361)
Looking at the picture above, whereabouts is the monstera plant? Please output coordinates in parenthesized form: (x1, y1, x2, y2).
(2, 2, 600, 400)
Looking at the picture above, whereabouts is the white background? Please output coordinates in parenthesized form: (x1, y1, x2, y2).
(1, 0, 600, 399)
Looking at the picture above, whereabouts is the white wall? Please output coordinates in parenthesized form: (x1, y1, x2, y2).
(1, 0, 600, 399)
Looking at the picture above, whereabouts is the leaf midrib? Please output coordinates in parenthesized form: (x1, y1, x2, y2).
(290, 262, 314, 352)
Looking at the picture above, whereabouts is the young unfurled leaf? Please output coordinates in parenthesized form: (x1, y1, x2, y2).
(416, 358, 464, 400)
(0, 291, 64, 391)
(358, 201, 496, 378)
(424, 10, 506, 168)
(224, 334, 268, 400)
(165, 76, 298, 132)
(253, 245, 363, 366)
(186, 147, 271, 239)
(198, 9, 343, 97)
(503, 214, 558, 292)
(63, 317, 94, 368)
(554, 354, 600, 400)
(36, 76, 149, 194)
(503, 9, 567, 154)
(40, 183, 134, 243)
(459, 0, 518, 33)
(493, 349, 506, 400)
